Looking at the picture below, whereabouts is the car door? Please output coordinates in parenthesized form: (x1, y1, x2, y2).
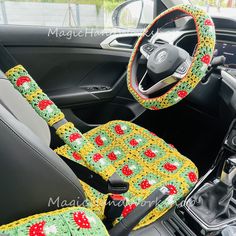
(0, 0, 164, 146)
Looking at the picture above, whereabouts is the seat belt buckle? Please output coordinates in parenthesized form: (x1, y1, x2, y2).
(104, 194, 126, 224)
(107, 173, 129, 194)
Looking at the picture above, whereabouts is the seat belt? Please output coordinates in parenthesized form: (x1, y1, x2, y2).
(0, 44, 129, 194)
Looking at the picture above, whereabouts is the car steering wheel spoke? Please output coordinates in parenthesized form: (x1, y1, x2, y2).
(138, 72, 179, 95)
(172, 56, 192, 79)
(140, 42, 166, 60)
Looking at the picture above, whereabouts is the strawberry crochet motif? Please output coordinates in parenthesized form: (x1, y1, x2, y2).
(164, 163, 177, 172)
(177, 90, 188, 98)
(108, 151, 117, 161)
(69, 133, 82, 142)
(188, 172, 197, 183)
(151, 106, 159, 110)
(29, 221, 46, 236)
(95, 135, 106, 146)
(16, 76, 31, 87)
(38, 100, 53, 111)
(144, 149, 156, 158)
(72, 152, 82, 161)
(204, 19, 214, 26)
(166, 184, 178, 195)
(130, 139, 139, 147)
(73, 211, 91, 229)
(122, 165, 133, 176)
(93, 153, 103, 162)
(114, 124, 126, 135)
(140, 179, 152, 189)
(201, 54, 211, 65)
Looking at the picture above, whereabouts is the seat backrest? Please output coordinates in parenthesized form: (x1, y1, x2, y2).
(0, 72, 51, 146)
(0, 103, 86, 225)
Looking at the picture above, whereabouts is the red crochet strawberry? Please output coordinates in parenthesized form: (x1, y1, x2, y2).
(38, 100, 54, 111)
(114, 124, 126, 135)
(72, 152, 82, 161)
(122, 165, 134, 176)
(108, 151, 117, 161)
(204, 19, 214, 26)
(29, 221, 46, 236)
(122, 204, 137, 218)
(130, 138, 142, 147)
(130, 139, 138, 147)
(95, 135, 105, 146)
(93, 153, 103, 162)
(201, 54, 211, 65)
(69, 133, 82, 143)
(164, 162, 177, 172)
(166, 184, 178, 195)
(177, 90, 188, 98)
(73, 211, 91, 229)
(188, 172, 197, 183)
(140, 179, 152, 189)
(144, 149, 156, 158)
(16, 76, 31, 88)
(151, 106, 159, 110)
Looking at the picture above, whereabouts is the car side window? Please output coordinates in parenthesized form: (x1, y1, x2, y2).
(0, 0, 154, 28)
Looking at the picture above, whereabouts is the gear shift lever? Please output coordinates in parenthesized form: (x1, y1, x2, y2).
(221, 157, 236, 187)
(189, 157, 236, 226)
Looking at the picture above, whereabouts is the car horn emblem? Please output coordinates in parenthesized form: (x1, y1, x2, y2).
(156, 50, 168, 64)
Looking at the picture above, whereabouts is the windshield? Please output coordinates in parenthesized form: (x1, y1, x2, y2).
(191, 0, 236, 19)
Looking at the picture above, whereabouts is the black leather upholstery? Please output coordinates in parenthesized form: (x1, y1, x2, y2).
(190, 181, 235, 225)
(0, 104, 85, 225)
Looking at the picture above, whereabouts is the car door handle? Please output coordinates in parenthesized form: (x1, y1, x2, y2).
(101, 33, 141, 52)
(110, 39, 133, 49)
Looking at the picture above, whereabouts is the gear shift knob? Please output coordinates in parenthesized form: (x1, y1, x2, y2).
(221, 156, 236, 187)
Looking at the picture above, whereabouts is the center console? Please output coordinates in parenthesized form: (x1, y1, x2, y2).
(182, 119, 236, 235)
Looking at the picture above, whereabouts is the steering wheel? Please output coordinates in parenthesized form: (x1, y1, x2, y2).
(127, 4, 216, 110)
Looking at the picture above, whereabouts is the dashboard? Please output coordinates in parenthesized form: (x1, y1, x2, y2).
(167, 17, 236, 68)
(215, 41, 236, 66)
(175, 33, 236, 68)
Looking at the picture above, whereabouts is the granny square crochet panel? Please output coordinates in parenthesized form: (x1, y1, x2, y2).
(55, 121, 198, 228)
(0, 4, 213, 235)
(56, 120, 198, 229)
(0, 207, 109, 236)
(127, 4, 215, 110)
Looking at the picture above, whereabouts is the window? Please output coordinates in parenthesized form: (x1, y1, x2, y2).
(191, 0, 236, 20)
(0, 0, 126, 27)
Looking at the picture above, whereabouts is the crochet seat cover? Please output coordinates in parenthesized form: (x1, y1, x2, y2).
(0, 207, 109, 236)
(55, 120, 198, 229)
(0, 2, 215, 234)
(0, 121, 198, 236)
(0, 62, 198, 234)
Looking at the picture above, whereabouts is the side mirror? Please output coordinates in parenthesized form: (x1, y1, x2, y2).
(112, 0, 154, 29)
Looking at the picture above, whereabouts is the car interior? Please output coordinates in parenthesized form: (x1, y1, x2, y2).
(0, 0, 236, 235)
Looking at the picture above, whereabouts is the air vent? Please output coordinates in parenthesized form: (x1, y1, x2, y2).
(163, 217, 192, 236)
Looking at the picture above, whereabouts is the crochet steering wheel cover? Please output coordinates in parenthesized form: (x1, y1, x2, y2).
(127, 4, 216, 110)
